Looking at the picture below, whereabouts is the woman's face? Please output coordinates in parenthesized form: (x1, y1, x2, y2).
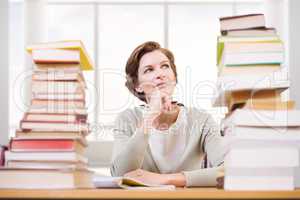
(136, 50, 176, 97)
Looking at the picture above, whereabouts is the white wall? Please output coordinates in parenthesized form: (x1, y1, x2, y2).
(263, 0, 290, 101)
(24, 0, 48, 104)
(288, 0, 300, 108)
(0, 0, 9, 145)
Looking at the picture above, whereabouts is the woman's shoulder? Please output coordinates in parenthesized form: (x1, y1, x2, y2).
(183, 106, 212, 122)
(115, 106, 144, 123)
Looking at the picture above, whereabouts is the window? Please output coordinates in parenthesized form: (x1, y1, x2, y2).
(9, 0, 25, 137)
(96, 4, 164, 134)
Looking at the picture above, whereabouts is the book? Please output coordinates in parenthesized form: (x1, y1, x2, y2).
(20, 120, 89, 132)
(32, 92, 85, 100)
(227, 89, 282, 112)
(6, 160, 87, 170)
(31, 99, 85, 109)
(34, 64, 82, 73)
(213, 74, 289, 107)
(219, 14, 265, 31)
(0, 168, 93, 189)
(218, 35, 280, 43)
(224, 148, 299, 168)
(93, 175, 176, 190)
(5, 151, 88, 163)
(218, 65, 280, 76)
(224, 167, 294, 191)
(32, 49, 80, 64)
(31, 80, 85, 94)
(222, 109, 300, 127)
(27, 40, 93, 71)
(23, 113, 87, 123)
(32, 70, 85, 83)
(223, 126, 300, 139)
(223, 42, 283, 54)
(219, 41, 284, 66)
(217, 37, 282, 66)
(221, 51, 284, 66)
(218, 41, 284, 66)
(221, 27, 276, 37)
(29, 105, 87, 115)
(10, 139, 86, 154)
(295, 167, 300, 188)
(242, 99, 295, 110)
(15, 129, 88, 142)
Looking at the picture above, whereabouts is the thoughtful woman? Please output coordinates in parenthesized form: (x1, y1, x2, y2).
(110, 41, 226, 187)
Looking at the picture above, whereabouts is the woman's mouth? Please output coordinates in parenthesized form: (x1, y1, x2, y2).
(156, 82, 167, 89)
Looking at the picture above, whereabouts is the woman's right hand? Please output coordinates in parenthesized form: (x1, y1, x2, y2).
(139, 83, 172, 131)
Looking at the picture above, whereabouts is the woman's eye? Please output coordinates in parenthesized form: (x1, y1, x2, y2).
(144, 68, 153, 73)
(162, 64, 170, 68)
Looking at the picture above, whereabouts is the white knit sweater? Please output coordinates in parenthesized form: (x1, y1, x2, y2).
(110, 105, 226, 187)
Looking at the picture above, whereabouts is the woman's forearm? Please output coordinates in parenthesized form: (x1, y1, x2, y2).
(165, 173, 186, 187)
(111, 127, 149, 176)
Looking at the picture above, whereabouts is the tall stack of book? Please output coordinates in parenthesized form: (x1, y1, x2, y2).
(0, 41, 94, 189)
(214, 14, 300, 190)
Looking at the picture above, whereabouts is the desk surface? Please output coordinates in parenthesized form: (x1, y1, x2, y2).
(0, 188, 300, 199)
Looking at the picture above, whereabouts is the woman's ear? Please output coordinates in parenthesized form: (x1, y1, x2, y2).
(135, 86, 143, 93)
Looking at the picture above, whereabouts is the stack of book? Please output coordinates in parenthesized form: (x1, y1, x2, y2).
(0, 41, 94, 189)
(214, 14, 300, 190)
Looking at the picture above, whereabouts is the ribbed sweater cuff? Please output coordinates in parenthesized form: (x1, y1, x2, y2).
(182, 168, 218, 187)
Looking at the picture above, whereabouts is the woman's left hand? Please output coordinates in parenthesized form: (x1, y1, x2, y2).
(124, 169, 169, 185)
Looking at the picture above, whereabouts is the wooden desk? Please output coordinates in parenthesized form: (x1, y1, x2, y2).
(0, 188, 300, 200)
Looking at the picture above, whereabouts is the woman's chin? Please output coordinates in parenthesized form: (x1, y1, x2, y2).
(159, 87, 173, 95)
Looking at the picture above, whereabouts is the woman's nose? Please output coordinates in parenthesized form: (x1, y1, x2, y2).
(154, 68, 166, 80)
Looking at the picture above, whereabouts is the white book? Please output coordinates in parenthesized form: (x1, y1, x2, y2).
(20, 121, 89, 132)
(29, 106, 87, 115)
(0, 168, 93, 189)
(225, 176, 294, 191)
(33, 93, 85, 100)
(223, 42, 283, 54)
(32, 81, 85, 94)
(224, 131, 300, 152)
(5, 151, 88, 163)
(224, 126, 300, 137)
(222, 109, 300, 127)
(226, 166, 297, 190)
(225, 167, 294, 177)
(295, 167, 300, 188)
(218, 36, 279, 43)
(223, 28, 276, 37)
(225, 148, 299, 168)
(222, 52, 284, 66)
(32, 49, 80, 64)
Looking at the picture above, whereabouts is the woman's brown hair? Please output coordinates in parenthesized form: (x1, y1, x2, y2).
(125, 41, 177, 102)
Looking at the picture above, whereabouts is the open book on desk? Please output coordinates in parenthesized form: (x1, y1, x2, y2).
(93, 174, 176, 190)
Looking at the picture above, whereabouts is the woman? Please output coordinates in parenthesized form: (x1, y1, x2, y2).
(110, 41, 226, 187)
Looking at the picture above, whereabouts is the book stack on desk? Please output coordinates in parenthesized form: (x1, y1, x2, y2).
(214, 14, 300, 190)
(0, 41, 94, 189)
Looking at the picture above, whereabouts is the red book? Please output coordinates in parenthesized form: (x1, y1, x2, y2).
(10, 139, 86, 154)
